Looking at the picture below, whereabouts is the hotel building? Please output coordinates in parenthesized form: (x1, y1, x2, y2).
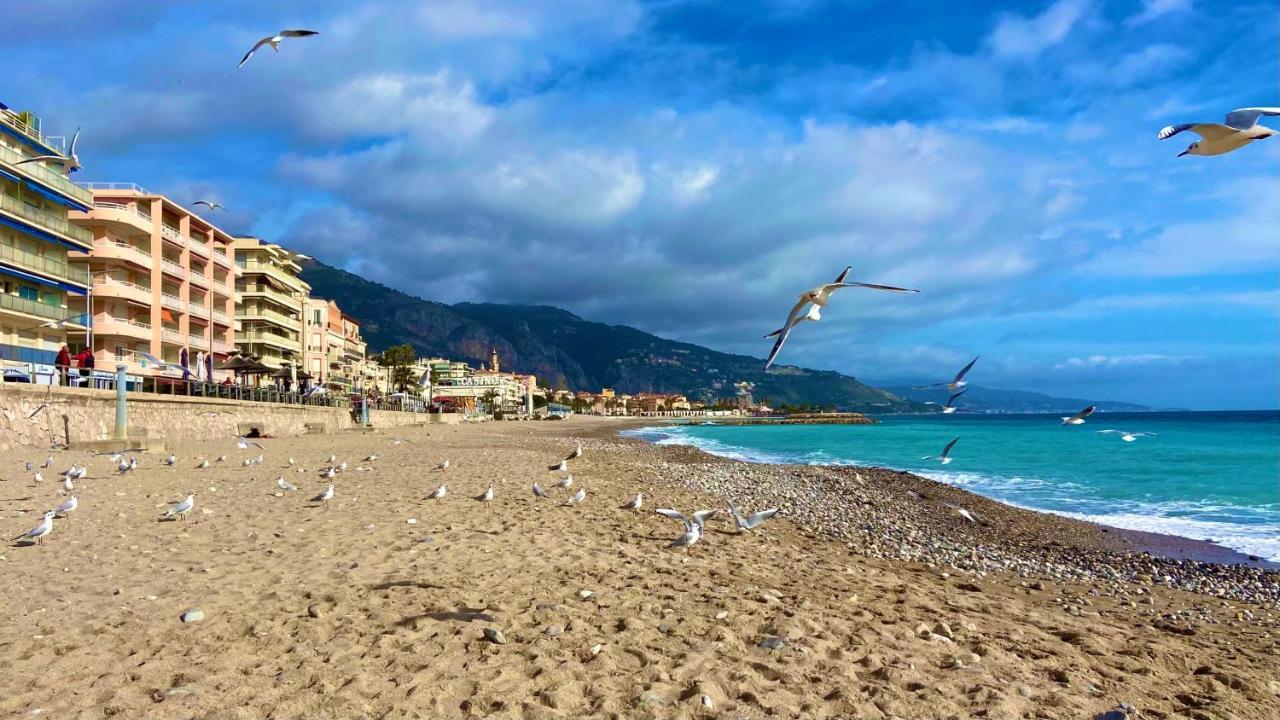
(0, 105, 93, 372)
(233, 237, 308, 369)
(69, 185, 238, 377)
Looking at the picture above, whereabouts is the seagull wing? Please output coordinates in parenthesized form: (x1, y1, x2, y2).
(743, 508, 779, 529)
(279, 29, 320, 38)
(945, 388, 967, 407)
(655, 508, 691, 529)
(952, 356, 979, 384)
(833, 281, 920, 293)
(418, 367, 431, 387)
(1159, 123, 1236, 141)
(832, 265, 852, 284)
(13, 154, 65, 166)
(238, 36, 272, 67)
(724, 494, 743, 524)
(1095, 429, 1124, 435)
(67, 127, 80, 156)
(763, 324, 794, 370)
(1223, 107, 1280, 130)
(691, 510, 717, 528)
(940, 436, 959, 459)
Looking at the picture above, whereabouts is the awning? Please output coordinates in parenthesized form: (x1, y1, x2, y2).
(0, 166, 20, 183)
(22, 178, 81, 210)
(0, 262, 88, 294)
(160, 308, 175, 323)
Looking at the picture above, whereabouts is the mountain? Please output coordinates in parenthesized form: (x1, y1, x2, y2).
(883, 384, 1156, 414)
(298, 260, 924, 411)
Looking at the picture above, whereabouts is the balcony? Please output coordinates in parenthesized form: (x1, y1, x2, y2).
(237, 259, 304, 291)
(188, 271, 210, 288)
(210, 249, 235, 269)
(160, 223, 183, 247)
(92, 240, 152, 269)
(0, 292, 76, 322)
(188, 236, 210, 257)
(160, 258, 185, 277)
(160, 293, 185, 312)
(211, 282, 234, 298)
(85, 201, 153, 237)
(239, 329, 301, 352)
(237, 304, 300, 329)
(0, 243, 88, 287)
(0, 143, 92, 206)
(0, 192, 93, 247)
(238, 284, 299, 311)
(211, 339, 235, 354)
(92, 316, 151, 341)
(189, 334, 210, 349)
(92, 277, 151, 305)
(188, 302, 210, 319)
(161, 327, 185, 344)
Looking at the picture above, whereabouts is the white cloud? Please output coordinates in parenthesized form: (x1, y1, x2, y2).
(1053, 353, 1196, 370)
(1126, 0, 1193, 27)
(987, 0, 1091, 60)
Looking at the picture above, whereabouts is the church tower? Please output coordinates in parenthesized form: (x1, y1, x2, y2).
(490, 348, 500, 373)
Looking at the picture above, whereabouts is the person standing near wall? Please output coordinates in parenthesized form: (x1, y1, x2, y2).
(55, 345, 71, 386)
(75, 347, 94, 386)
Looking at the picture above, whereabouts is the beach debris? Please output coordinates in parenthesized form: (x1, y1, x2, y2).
(482, 628, 508, 644)
(757, 635, 787, 651)
(179, 608, 205, 623)
(544, 624, 564, 637)
(307, 604, 323, 619)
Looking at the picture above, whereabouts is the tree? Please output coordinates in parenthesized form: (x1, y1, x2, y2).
(481, 389, 500, 414)
(378, 344, 416, 392)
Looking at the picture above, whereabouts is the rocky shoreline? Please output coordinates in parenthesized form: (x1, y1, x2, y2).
(603, 422, 1280, 610)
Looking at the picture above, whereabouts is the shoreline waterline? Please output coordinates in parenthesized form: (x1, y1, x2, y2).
(620, 420, 1279, 569)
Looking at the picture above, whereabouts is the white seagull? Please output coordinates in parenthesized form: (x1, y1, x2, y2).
(14, 128, 81, 176)
(942, 388, 967, 415)
(1061, 405, 1096, 426)
(62, 476, 73, 492)
(238, 29, 319, 68)
(724, 496, 779, 531)
(557, 475, 575, 490)
(477, 483, 494, 505)
(657, 510, 707, 551)
(15, 511, 55, 544)
(236, 437, 264, 450)
(1158, 107, 1280, 157)
(763, 304, 822, 371)
(922, 437, 959, 465)
(621, 493, 643, 511)
(313, 483, 335, 507)
(276, 476, 297, 492)
(34, 472, 44, 484)
(567, 487, 587, 505)
(656, 508, 717, 532)
(764, 266, 918, 370)
(915, 356, 979, 391)
(1097, 429, 1158, 443)
(54, 495, 77, 517)
(532, 482, 548, 499)
(428, 484, 447, 503)
(192, 200, 224, 211)
(196, 459, 209, 470)
(163, 453, 177, 466)
(548, 459, 569, 473)
(435, 459, 450, 472)
(563, 443, 583, 462)
(164, 494, 195, 520)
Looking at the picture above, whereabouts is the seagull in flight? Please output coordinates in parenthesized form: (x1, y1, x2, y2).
(914, 357, 979, 391)
(1158, 107, 1280, 156)
(14, 128, 81, 176)
(139, 352, 190, 378)
(238, 29, 319, 68)
(1097, 429, 1158, 442)
(656, 508, 717, 532)
(922, 437, 959, 465)
(1061, 405, 1096, 425)
(763, 304, 821, 371)
(941, 388, 967, 415)
(764, 266, 917, 370)
(192, 200, 224, 211)
(236, 436, 265, 450)
(14, 511, 55, 544)
(724, 495, 779, 532)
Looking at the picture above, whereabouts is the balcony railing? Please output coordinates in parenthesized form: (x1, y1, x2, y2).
(211, 249, 234, 269)
(161, 258, 184, 276)
(0, 243, 87, 286)
(188, 272, 210, 288)
(188, 236, 210, 257)
(91, 201, 154, 231)
(211, 339, 235, 354)
(189, 334, 210, 349)
(238, 284, 299, 310)
(160, 223, 182, 244)
(188, 302, 210, 318)
(161, 327, 185, 344)
(160, 293, 184, 312)
(94, 316, 151, 338)
(92, 277, 151, 303)
(0, 292, 69, 321)
(211, 308, 230, 324)
(0, 143, 92, 206)
(237, 304, 300, 327)
(0, 192, 93, 246)
(239, 329, 301, 350)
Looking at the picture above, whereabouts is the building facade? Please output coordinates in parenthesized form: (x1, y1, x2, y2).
(233, 237, 308, 369)
(0, 105, 93, 375)
(70, 184, 238, 378)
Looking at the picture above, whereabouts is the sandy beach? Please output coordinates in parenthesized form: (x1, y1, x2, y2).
(2, 417, 1277, 719)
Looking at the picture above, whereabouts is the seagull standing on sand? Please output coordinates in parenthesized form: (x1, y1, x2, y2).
(477, 483, 495, 509)
(548, 459, 568, 473)
(14, 128, 81, 176)
(238, 29, 319, 68)
(1158, 107, 1280, 156)
(557, 475, 575, 490)
(567, 487, 586, 505)
(942, 388, 967, 414)
(41, 456, 53, 469)
(164, 494, 195, 520)
(1061, 406, 1096, 425)
(34, 472, 44, 484)
(435, 459, 450, 472)
(764, 266, 918, 370)
(532, 482, 548, 499)
(62, 476, 73, 492)
(621, 493, 643, 511)
(429, 484, 447, 503)
(915, 357, 979, 391)
(564, 443, 583, 461)
(277, 476, 297, 492)
(54, 495, 77, 517)
(725, 496, 779, 532)
(163, 453, 177, 466)
(922, 437, 959, 465)
(313, 483, 335, 508)
(1097, 429, 1158, 442)
(196, 459, 209, 470)
(14, 511, 54, 544)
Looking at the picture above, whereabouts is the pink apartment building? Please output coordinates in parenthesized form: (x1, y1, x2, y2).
(69, 184, 238, 379)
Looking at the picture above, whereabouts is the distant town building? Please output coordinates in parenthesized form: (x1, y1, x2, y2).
(233, 237, 308, 369)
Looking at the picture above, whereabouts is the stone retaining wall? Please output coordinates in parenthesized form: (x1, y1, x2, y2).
(0, 384, 441, 451)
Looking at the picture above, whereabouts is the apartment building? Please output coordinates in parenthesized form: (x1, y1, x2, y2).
(341, 313, 366, 388)
(233, 236, 308, 369)
(0, 104, 93, 372)
(70, 185, 238, 377)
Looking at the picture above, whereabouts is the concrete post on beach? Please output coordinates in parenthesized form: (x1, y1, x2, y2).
(113, 364, 127, 441)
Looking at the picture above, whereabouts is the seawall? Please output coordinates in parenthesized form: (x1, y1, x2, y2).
(0, 383, 446, 451)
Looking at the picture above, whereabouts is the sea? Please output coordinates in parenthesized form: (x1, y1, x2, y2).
(623, 411, 1280, 562)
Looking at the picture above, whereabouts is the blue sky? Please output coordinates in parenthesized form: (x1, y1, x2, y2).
(5, 0, 1276, 408)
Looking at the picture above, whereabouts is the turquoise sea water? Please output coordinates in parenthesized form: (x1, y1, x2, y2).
(624, 411, 1280, 561)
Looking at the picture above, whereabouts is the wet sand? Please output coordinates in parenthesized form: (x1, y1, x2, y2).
(1, 417, 1276, 719)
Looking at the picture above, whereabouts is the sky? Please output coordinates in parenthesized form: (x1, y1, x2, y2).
(5, 0, 1277, 409)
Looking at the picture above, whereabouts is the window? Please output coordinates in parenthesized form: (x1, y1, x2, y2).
(18, 285, 38, 301)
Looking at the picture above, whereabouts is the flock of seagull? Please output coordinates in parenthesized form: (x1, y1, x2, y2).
(13, 436, 776, 553)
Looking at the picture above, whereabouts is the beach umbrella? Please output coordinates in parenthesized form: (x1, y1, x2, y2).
(195, 350, 206, 381)
(180, 347, 189, 378)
